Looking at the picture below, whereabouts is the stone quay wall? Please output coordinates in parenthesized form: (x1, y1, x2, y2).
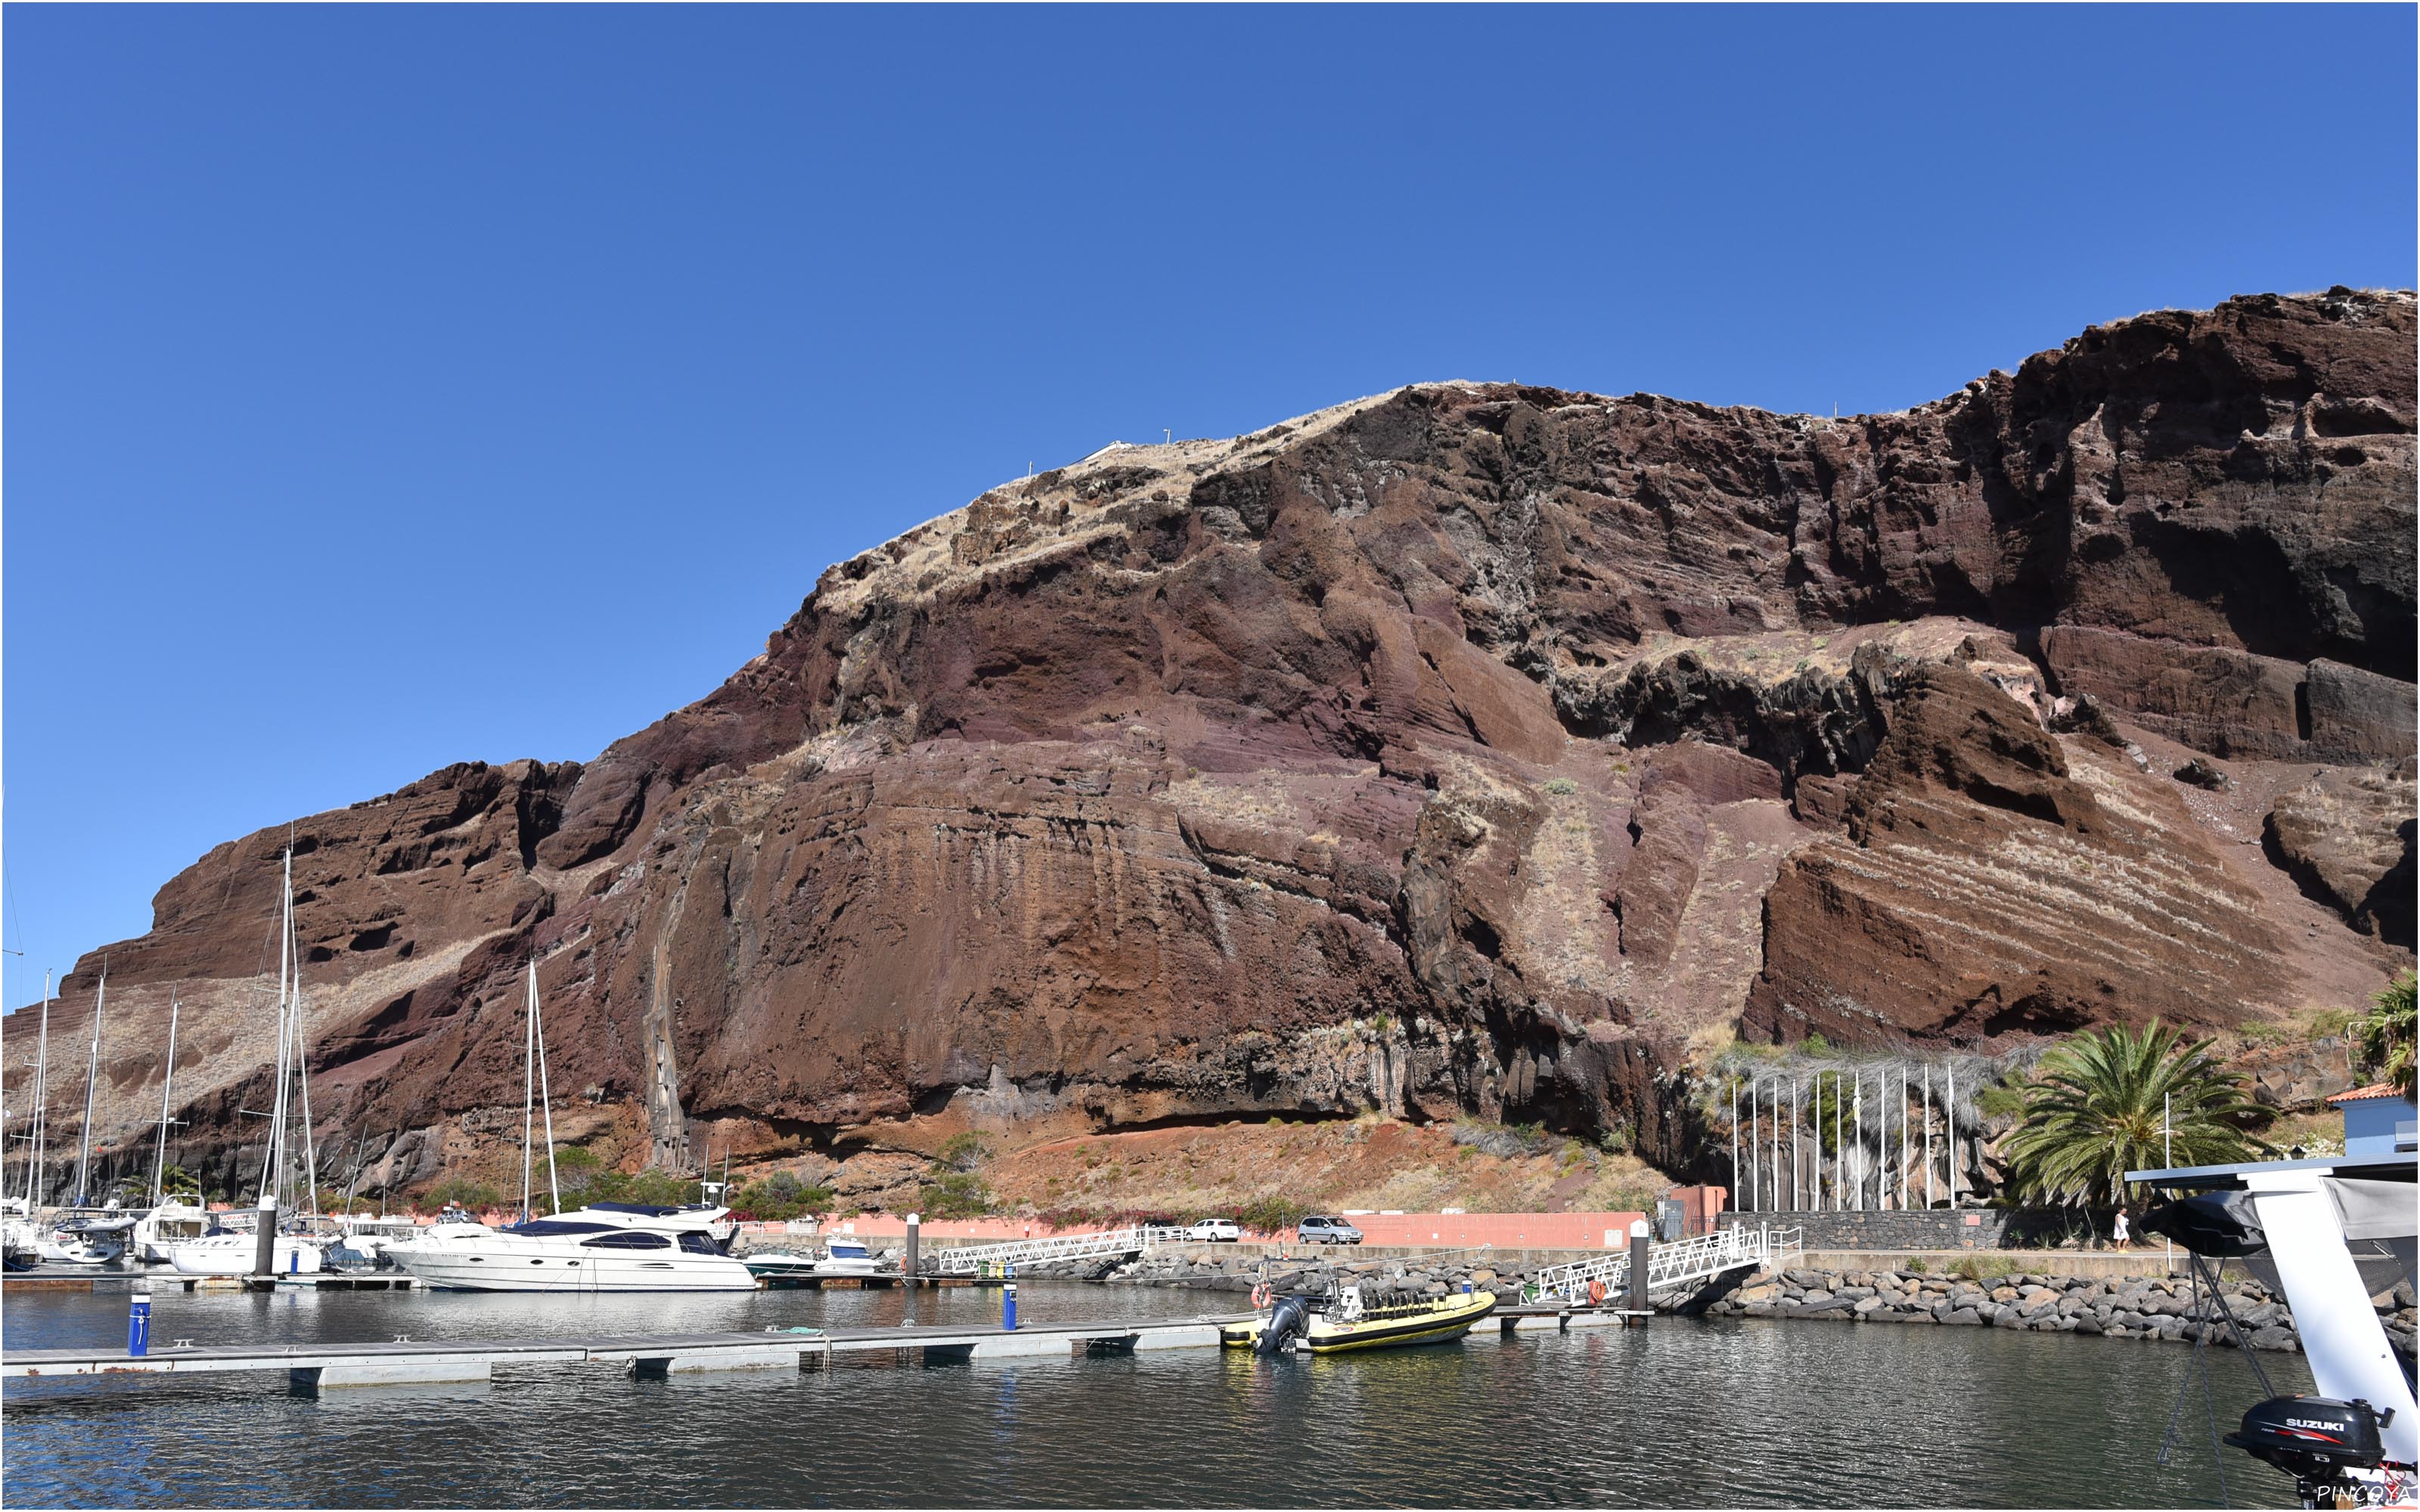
(1697, 1263, 2419, 1362)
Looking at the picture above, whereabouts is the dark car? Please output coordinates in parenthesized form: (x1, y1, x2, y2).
(1296, 1216, 1363, 1245)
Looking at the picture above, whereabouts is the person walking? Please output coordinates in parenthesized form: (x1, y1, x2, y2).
(2111, 1205, 2130, 1251)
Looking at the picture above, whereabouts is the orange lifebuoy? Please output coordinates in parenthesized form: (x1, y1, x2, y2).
(1587, 1278, 1608, 1305)
(1251, 1282, 1272, 1309)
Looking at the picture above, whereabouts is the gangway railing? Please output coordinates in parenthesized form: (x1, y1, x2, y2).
(1528, 1223, 1801, 1304)
(926, 1225, 1189, 1276)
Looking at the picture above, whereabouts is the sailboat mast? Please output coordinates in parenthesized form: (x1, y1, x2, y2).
(532, 964, 560, 1216)
(520, 966, 536, 1222)
(263, 846, 295, 1205)
(294, 1004, 321, 1222)
(73, 973, 107, 1205)
(23, 974, 50, 1207)
(152, 999, 181, 1206)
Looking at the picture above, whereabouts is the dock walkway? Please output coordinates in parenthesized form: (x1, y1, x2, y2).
(3, 1301, 1646, 1392)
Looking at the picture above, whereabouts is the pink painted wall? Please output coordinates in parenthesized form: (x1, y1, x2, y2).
(1339, 1211, 1651, 1249)
(762, 1210, 1657, 1250)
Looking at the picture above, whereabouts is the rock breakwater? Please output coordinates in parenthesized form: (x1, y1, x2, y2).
(1701, 1263, 2418, 1360)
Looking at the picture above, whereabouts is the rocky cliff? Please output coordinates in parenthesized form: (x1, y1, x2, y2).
(14, 289, 2415, 1201)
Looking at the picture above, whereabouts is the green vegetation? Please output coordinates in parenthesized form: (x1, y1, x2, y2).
(1543, 777, 1578, 796)
(2350, 970, 2416, 1101)
(424, 1176, 501, 1211)
(936, 1132, 991, 1172)
(919, 1170, 993, 1219)
(733, 1170, 834, 1221)
(1949, 1254, 2015, 1283)
(1974, 1075, 2029, 1122)
(2305, 1005, 2354, 1040)
(157, 1165, 201, 1198)
(1237, 1193, 1309, 1234)
(1903, 1256, 1929, 1275)
(2002, 1019, 2270, 1207)
(538, 1154, 703, 1210)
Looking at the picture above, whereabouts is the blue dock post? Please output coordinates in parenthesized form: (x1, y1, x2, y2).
(1003, 1266, 1017, 1331)
(127, 1290, 151, 1357)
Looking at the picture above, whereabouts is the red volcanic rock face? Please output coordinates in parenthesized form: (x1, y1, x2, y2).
(15, 290, 2415, 1200)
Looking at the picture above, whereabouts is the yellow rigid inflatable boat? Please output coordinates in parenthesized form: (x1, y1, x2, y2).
(1221, 1284, 1498, 1355)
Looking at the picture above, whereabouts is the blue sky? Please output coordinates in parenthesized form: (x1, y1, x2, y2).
(5, 5, 2414, 1011)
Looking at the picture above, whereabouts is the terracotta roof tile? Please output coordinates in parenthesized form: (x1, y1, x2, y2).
(2325, 1083, 2408, 1104)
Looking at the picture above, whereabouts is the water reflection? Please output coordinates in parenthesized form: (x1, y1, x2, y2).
(3, 1284, 2301, 1507)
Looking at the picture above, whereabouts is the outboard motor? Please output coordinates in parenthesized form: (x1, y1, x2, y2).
(2225, 1396, 2394, 1507)
(1255, 1295, 1309, 1357)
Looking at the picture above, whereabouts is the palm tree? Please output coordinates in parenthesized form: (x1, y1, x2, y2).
(2003, 1019, 2270, 1207)
(2349, 971, 2415, 1101)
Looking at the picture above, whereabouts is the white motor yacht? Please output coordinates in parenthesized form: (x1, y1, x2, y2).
(743, 1238, 884, 1281)
(812, 1238, 883, 1276)
(387, 1202, 755, 1292)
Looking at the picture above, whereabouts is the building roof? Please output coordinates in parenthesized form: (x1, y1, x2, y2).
(2325, 1083, 2412, 1105)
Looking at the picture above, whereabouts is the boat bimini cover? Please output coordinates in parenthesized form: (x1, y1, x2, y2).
(2146, 1180, 2417, 1300)
(2142, 1191, 2269, 1257)
(2327, 1179, 2419, 1296)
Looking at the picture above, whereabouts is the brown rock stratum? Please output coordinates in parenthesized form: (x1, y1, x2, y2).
(17, 290, 2416, 1198)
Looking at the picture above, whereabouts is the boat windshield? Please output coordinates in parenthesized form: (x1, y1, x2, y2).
(504, 1220, 616, 1237)
(677, 1232, 723, 1255)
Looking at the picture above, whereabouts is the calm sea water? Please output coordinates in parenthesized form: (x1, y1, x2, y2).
(2, 1281, 2301, 1507)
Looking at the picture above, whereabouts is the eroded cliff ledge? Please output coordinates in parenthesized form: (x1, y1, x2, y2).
(17, 289, 2415, 1198)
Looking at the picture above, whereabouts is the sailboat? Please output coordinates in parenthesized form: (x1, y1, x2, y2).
(70, 971, 105, 1207)
(132, 999, 209, 1263)
(387, 965, 753, 1292)
(2, 976, 53, 1267)
(169, 845, 326, 1278)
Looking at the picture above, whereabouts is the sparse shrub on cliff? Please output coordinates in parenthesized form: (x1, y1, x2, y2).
(734, 1170, 834, 1221)
(937, 1132, 991, 1172)
(920, 1170, 993, 1219)
(2003, 1019, 2270, 1207)
(1451, 1119, 1551, 1159)
(1543, 777, 1578, 796)
(424, 1176, 501, 1212)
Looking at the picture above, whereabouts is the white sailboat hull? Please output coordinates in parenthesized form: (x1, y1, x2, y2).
(169, 1235, 324, 1276)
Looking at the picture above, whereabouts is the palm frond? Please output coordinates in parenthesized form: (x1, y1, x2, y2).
(2003, 1018, 2270, 1207)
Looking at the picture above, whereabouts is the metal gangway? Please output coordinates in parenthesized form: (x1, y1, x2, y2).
(1528, 1224, 1800, 1305)
(926, 1224, 1190, 1276)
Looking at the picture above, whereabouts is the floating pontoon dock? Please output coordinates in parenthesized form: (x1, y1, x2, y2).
(2, 1303, 1648, 1392)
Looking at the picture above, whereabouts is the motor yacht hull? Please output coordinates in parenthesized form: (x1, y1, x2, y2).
(395, 1244, 756, 1292)
(388, 1210, 756, 1292)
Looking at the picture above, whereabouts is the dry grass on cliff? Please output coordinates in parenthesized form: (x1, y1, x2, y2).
(962, 1115, 1677, 1224)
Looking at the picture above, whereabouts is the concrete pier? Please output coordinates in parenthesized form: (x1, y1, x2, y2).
(1, 1315, 1257, 1391)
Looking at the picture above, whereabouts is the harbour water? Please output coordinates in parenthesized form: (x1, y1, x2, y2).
(3, 1282, 2301, 1507)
